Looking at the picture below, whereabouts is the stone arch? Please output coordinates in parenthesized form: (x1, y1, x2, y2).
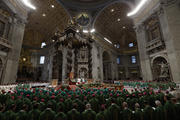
(151, 54, 169, 65)
(93, 0, 134, 27)
(17, 0, 72, 20)
(94, 1, 137, 48)
(103, 51, 111, 62)
(53, 1, 72, 20)
(103, 51, 112, 83)
(151, 56, 171, 81)
(102, 49, 113, 60)
(52, 51, 63, 85)
(0, 58, 3, 84)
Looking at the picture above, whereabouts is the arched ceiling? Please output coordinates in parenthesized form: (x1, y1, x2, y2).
(58, 0, 111, 9)
(95, 3, 137, 49)
(23, 0, 137, 50)
(23, 0, 70, 47)
(61, 0, 109, 4)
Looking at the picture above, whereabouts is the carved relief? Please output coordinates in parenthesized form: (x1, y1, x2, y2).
(78, 47, 88, 62)
(52, 24, 93, 81)
(0, 8, 11, 18)
(0, 58, 3, 83)
(156, 7, 164, 16)
(0, 20, 5, 37)
(144, 13, 165, 54)
(145, 14, 161, 41)
(151, 56, 171, 81)
(160, 0, 178, 6)
(135, 24, 145, 33)
(52, 51, 63, 84)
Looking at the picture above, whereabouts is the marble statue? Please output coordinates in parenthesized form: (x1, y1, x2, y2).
(159, 62, 169, 77)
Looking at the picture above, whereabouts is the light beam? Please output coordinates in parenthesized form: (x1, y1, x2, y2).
(90, 29, 95, 33)
(104, 37, 112, 44)
(83, 30, 89, 33)
(21, 0, 36, 10)
(127, 0, 148, 17)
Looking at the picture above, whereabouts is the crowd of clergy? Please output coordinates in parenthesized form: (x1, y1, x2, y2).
(0, 87, 180, 120)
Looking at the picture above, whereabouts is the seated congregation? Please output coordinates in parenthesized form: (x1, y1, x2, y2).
(0, 87, 180, 120)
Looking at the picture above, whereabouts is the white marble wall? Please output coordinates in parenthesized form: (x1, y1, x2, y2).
(0, 0, 28, 84)
(3, 19, 25, 84)
(91, 42, 103, 82)
(135, 25, 153, 81)
(160, 1, 180, 83)
(133, 0, 180, 82)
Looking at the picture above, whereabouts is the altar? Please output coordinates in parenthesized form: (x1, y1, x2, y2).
(47, 22, 104, 85)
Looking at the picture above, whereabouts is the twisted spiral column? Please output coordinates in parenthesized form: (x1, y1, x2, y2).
(66, 39, 73, 78)
(88, 45, 92, 79)
(74, 48, 78, 78)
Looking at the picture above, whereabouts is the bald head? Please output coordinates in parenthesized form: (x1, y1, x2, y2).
(122, 102, 128, 109)
(155, 100, 161, 106)
(86, 103, 91, 110)
(135, 103, 140, 109)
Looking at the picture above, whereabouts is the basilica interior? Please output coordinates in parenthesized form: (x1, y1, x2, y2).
(1, 0, 179, 85)
(0, 0, 180, 119)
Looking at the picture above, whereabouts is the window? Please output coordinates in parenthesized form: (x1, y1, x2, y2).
(129, 43, 134, 47)
(116, 44, 120, 48)
(41, 42, 46, 48)
(0, 20, 5, 37)
(117, 57, 120, 64)
(40, 56, 45, 64)
(131, 56, 136, 64)
(114, 44, 120, 48)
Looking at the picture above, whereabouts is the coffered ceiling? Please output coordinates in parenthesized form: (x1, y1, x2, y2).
(95, 2, 137, 48)
(23, 0, 137, 50)
(23, 0, 70, 47)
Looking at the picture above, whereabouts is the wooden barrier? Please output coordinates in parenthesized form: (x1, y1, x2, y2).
(51, 79, 58, 87)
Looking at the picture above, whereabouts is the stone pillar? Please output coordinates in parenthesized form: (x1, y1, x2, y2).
(135, 24, 153, 81)
(99, 47, 104, 82)
(2, 18, 25, 84)
(66, 39, 73, 79)
(62, 48, 67, 84)
(113, 61, 118, 81)
(88, 44, 93, 79)
(158, 1, 180, 83)
(106, 64, 110, 80)
(110, 62, 113, 80)
(103, 63, 108, 81)
(109, 63, 111, 80)
(74, 49, 78, 78)
(111, 54, 118, 81)
(125, 66, 129, 79)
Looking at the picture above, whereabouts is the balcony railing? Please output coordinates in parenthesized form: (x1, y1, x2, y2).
(146, 37, 164, 52)
(0, 37, 12, 49)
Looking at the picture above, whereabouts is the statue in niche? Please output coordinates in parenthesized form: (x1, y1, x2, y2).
(80, 70, 85, 78)
(159, 62, 169, 77)
(81, 50, 86, 59)
(79, 68, 88, 79)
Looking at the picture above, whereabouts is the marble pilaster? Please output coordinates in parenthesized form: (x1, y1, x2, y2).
(158, 1, 180, 83)
(135, 24, 153, 81)
(2, 18, 25, 84)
